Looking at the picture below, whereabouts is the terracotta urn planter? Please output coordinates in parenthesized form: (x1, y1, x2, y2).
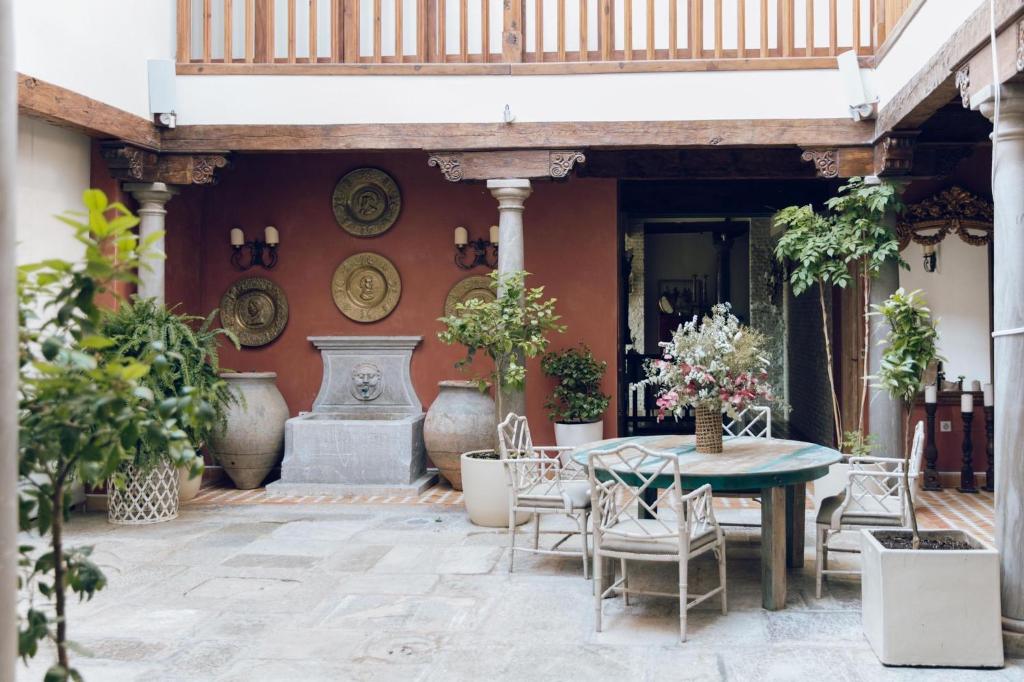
(424, 380, 496, 490)
(211, 372, 289, 489)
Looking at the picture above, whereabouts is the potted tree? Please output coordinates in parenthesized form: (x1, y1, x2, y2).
(541, 344, 610, 448)
(437, 270, 564, 526)
(101, 298, 238, 506)
(861, 288, 1002, 668)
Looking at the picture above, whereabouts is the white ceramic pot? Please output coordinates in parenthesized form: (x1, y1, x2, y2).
(212, 372, 290, 489)
(860, 528, 1003, 668)
(812, 461, 850, 512)
(460, 450, 528, 528)
(424, 381, 496, 491)
(178, 455, 204, 504)
(553, 421, 604, 450)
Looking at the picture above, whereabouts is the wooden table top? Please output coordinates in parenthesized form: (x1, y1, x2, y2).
(572, 435, 843, 491)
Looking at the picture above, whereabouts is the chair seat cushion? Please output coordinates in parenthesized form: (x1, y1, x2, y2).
(816, 492, 903, 527)
(518, 480, 591, 510)
(599, 519, 718, 556)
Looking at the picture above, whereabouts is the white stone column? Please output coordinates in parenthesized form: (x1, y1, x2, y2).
(0, 0, 17, 675)
(487, 178, 532, 420)
(126, 182, 177, 303)
(975, 84, 1024, 639)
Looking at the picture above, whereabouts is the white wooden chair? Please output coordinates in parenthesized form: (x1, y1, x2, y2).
(498, 413, 591, 578)
(815, 420, 925, 597)
(723, 405, 772, 439)
(588, 443, 727, 643)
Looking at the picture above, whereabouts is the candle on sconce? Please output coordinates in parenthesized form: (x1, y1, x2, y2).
(983, 383, 994, 407)
(489, 224, 499, 245)
(925, 385, 937, 404)
(230, 227, 245, 247)
(454, 226, 468, 247)
(961, 392, 974, 413)
(264, 226, 279, 246)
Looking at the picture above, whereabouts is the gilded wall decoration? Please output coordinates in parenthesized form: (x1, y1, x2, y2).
(444, 275, 496, 317)
(331, 252, 402, 322)
(220, 277, 289, 346)
(332, 168, 402, 237)
(896, 186, 993, 250)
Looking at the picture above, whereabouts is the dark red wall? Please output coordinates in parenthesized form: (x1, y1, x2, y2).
(164, 152, 619, 444)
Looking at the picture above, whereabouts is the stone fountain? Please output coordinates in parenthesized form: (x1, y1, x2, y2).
(266, 336, 436, 496)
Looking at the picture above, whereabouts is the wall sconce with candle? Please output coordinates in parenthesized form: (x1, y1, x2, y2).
(454, 225, 498, 270)
(922, 244, 937, 273)
(230, 226, 279, 270)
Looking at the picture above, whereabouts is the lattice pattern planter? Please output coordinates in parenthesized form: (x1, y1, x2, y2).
(108, 461, 179, 525)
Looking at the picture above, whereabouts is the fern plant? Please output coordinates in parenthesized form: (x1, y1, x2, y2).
(100, 297, 239, 468)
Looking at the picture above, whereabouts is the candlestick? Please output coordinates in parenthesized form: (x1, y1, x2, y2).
(960, 392, 974, 413)
(264, 226, 279, 246)
(970, 379, 982, 392)
(230, 227, 244, 247)
(489, 224, 499, 245)
(923, 400, 941, 490)
(982, 382, 993, 407)
(454, 226, 468, 247)
(983, 405, 994, 493)
(925, 385, 937, 404)
(958, 408, 978, 493)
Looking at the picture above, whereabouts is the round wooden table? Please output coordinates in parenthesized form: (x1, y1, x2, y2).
(573, 434, 842, 611)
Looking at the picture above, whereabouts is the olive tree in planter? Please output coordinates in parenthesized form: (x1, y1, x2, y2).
(541, 344, 610, 448)
(437, 270, 564, 526)
(100, 298, 238, 506)
(18, 191, 213, 679)
(861, 288, 1003, 668)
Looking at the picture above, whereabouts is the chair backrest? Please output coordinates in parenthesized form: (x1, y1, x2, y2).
(497, 412, 533, 460)
(588, 443, 683, 541)
(908, 420, 925, 479)
(723, 406, 772, 439)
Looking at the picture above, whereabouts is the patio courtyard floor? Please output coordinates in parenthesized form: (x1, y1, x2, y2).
(18, 484, 1019, 681)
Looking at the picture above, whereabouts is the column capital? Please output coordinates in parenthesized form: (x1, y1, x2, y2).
(972, 84, 1024, 139)
(125, 182, 178, 213)
(487, 178, 532, 210)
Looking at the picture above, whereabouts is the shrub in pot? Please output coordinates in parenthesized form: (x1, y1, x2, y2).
(541, 344, 609, 448)
(862, 288, 1002, 667)
(101, 297, 238, 507)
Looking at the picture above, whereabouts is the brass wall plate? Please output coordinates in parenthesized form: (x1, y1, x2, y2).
(220, 277, 289, 346)
(444, 274, 496, 317)
(331, 168, 401, 237)
(331, 252, 401, 323)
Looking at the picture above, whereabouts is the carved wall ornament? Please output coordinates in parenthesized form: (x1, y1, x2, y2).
(350, 362, 384, 401)
(800, 149, 838, 178)
(548, 150, 586, 178)
(192, 155, 229, 184)
(874, 131, 918, 176)
(955, 65, 971, 108)
(220, 277, 289, 346)
(444, 274, 497, 317)
(427, 154, 464, 182)
(332, 168, 402, 236)
(896, 186, 993, 251)
(331, 252, 402, 322)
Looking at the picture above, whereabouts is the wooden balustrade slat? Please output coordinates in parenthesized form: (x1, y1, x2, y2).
(288, 0, 297, 62)
(460, 0, 468, 61)
(579, 0, 588, 60)
(309, 0, 318, 61)
(372, 0, 382, 62)
(177, 0, 191, 62)
(225, 0, 234, 61)
(624, 0, 632, 59)
(439, 0, 446, 60)
(534, 0, 543, 61)
(852, 0, 860, 53)
(781, 0, 792, 56)
(203, 0, 212, 62)
(246, 0, 255, 61)
(482, 0, 490, 59)
(254, 0, 272, 62)
(759, 0, 767, 56)
(736, 0, 744, 58)
(714, 0, 722, 57)
(558, 0, 566, 61)
(501, 0, 521, 61)
(690, 0, 702, 58)
(668, 0, 676, 58)
(599, 0, 612, 59)
(344, 0, 359, 61)
(646, 0, 654, 60)
(805, 0, 812, 57)
(828, 0, 836, 54)
(395, 0, 403, 60)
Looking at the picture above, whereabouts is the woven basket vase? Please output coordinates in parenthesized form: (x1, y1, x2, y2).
(695, 404, 724, 454)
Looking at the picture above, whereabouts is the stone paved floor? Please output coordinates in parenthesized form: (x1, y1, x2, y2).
(18, 497, 1020, 681)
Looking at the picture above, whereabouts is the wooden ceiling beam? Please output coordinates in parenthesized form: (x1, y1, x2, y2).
(426, 150, 586, 181)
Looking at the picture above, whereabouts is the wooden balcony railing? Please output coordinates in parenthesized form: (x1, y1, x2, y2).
(176, 0, 916, 74)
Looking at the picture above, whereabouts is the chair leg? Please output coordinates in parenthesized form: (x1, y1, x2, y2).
(508, 505, 517, 575)
(620, 558, 629, 606)
(679, 555, 689, 643)
(593, 549, 603, 633)
(533, 512, 540, 549)
(815, 525, 824, 598)
(580, 511, 590, 580)
(717, 540, 728, 615)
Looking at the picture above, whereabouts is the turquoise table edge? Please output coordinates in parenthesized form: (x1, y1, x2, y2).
(571, 435, 843, 491)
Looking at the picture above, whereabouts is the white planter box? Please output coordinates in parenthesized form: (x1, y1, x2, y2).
(861, 529, 1004, 668)
(553, 421, 604, 450)
(460, 451, 528, 528)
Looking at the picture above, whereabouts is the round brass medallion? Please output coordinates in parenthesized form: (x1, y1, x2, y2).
(444, 275, 496, 317)
(220, 277, 289, 346)
(332, 168, 401, 237)
(332, 252, 401, 323)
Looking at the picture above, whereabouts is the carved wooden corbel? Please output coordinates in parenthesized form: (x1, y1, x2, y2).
(427, 153, 464, 182)
(1017, 20, 1024, 72)
(99, 142, 231, 185)
(548, 151, 586, 178)
(873, 131, 919, 176)
(800, 149, 838, 178)
(955, 65, 971, 108)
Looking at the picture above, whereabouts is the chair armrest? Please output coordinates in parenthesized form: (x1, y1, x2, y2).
(848, 456, 904, 465)
(535, 445, 575, 453)
(681, 483, 713, 503)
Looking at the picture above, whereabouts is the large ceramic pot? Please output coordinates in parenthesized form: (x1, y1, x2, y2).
(553, 421, 604, 450)
(211, 372, 289, 489)
(178, 454, 205, 504)
(460, 450, 529, 528)
(424, 380, 496, 490)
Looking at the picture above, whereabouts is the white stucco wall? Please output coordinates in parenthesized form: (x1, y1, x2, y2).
(16, 116, 90, 265)
(14, 0, 176, 119)
(899, 237, 991, 385)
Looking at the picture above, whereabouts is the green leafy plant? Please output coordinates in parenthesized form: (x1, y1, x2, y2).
(18, 190, 215, 680)
(872, 288, 941, 549)
(774, 178, 904, 446)
(437, 269, 565, 401)
(100, 297, 239, 470)
(541, 344, 610, 423)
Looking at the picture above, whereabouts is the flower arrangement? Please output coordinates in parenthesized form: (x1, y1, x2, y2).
(643, 303, 772, 452)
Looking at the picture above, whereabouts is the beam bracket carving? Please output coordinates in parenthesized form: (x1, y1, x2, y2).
(799, 149, 838, 178)
(100, 142, 231, 185)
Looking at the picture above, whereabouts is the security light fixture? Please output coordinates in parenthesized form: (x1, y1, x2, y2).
(837, 51, 877, 122)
